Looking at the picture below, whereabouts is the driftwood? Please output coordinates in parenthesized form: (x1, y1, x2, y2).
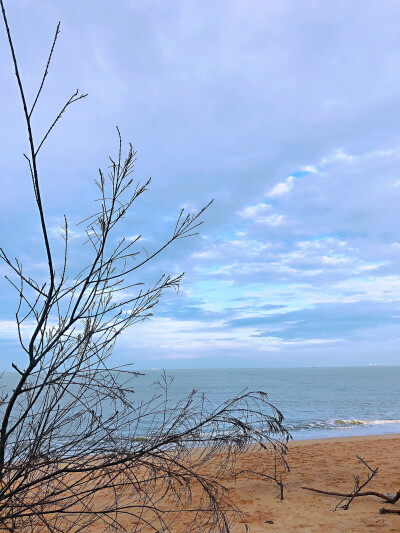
(302, 454, 400, 515)
(302, 486, 400, 504)
(380, 507, 400, 514)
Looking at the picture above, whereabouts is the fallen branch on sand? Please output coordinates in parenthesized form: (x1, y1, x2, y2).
(302, 454, 400, 514)
(380, 507, 400, 514)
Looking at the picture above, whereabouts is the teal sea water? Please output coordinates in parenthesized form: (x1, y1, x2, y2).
(1, 366, 399, 441)
(132, 366, 400, 440)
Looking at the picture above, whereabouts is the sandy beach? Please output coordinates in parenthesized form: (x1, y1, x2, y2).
(80, 433, 400, 532)
(226, 434, 400, 532)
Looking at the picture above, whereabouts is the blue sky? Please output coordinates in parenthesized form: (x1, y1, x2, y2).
(1, 0, 400, 369)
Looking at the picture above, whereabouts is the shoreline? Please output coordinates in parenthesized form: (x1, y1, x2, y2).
(290, 431, 400, 444)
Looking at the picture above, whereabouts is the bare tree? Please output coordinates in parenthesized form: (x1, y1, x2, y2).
(0, 3, 290, 531)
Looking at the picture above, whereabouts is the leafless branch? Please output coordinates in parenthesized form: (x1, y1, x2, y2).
(0, 2, 290, 531)
(302, 454, 400, 514)
(29, 22, 61, 118)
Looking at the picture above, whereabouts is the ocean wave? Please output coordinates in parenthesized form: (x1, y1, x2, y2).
(334, 419, 400, 427)
(287, 418, 400, 431)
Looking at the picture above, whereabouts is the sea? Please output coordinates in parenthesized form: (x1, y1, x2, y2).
(2, 366, 400, 442)
(131, 366, 400, 441)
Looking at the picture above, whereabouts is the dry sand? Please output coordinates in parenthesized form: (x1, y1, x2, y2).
(86, 434, 400, 532)
(227, 434, 400, 532)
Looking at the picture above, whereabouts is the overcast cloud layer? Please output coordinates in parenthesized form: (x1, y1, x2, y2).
(1, 0, 400, 369)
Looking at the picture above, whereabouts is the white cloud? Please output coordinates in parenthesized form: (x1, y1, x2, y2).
(240, 274, 400, 311)
(332, 276, 400, 303)
(356, 264, 383, 272)
(50, 227, 85, 240)
(297, 237, 347, 250)
(191, 237, 272, 264)
(119, 316, 340, 356)
(238, 203, 284, 226)
(268, 175, 295, 197)
(373, 149, 394, 157)
(238, 202, 271, 219)
(321, 148, 355, 165)
(301, 165, 318, 173)
(0, 320, 34, 341)
(192, 249, 220, 260)
(319, 145, 396, 169)
(322, 255, 349, 265)
(257, 213, 285, 226)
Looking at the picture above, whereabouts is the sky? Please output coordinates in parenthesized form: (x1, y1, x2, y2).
(1, 0, 400, 369)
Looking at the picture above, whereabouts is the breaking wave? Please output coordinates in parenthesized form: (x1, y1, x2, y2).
(287, 418, 400, 432)
(334, 419, 400, 427)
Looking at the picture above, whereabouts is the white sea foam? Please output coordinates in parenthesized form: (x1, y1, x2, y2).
(334, 419, 400, 427)
(287, 418, 400, 432)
